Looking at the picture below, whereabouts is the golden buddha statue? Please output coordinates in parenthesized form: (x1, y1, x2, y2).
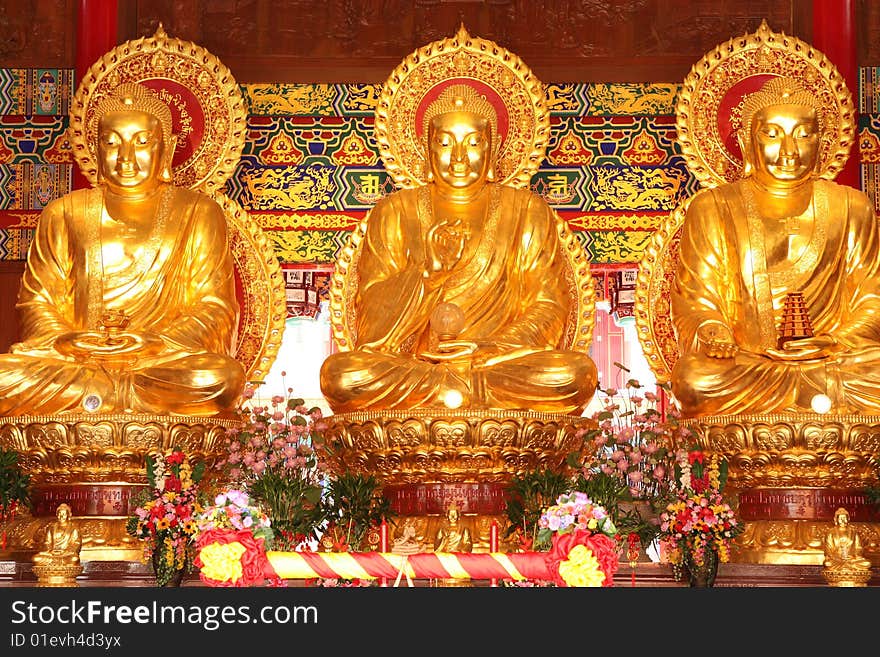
(670, 76, 880, 417)
(822, 508, 872, 586)
(0, 82, 245, 416)
(33, 504, 82, 567)
(434, 504, 473, 553)
(637, 22, 880, 567)
(320, 83, 597, 414)
(320, 27, 597, 556)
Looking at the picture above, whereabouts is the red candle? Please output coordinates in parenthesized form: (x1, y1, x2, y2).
(490, 521, 499, 587)
(379, 519, 389, 587)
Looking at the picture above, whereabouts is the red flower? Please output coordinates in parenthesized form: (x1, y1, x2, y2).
(688, 450, 704, 464)
(195, 528, 281, 587)
(165, 475, 181, 493)
(166, 451, 185, 465)
(544, 529, 619, 587)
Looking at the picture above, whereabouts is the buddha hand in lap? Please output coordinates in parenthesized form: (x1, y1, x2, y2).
(320, 85, 597, 413)
(0, 83, 245, 416)
(670, 77, 880, 416)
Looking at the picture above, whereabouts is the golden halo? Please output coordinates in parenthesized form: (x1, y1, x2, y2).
(215, 192, 287, 383)
(633, 197, 690, 385)
(69, 24, 246, 194)
(676, 20, 855, 187)
(374, 24, 550, 189)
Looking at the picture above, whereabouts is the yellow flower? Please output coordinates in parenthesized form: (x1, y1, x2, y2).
(199, 542, 247, 584)
(558, 544, 606, 587)
(156, 518, 170, 531)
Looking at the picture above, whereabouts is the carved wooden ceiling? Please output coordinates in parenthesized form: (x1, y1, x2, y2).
(2, 1, 878, 83)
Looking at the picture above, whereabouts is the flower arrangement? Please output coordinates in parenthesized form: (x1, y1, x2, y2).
(536, 491, 620, 587)
(194, 488, 281, 587)
(219, 383, 329, 550)
(125, 449, 205, 586)
(580, 368, 679, 501)
(658, 447, 743, 585)
(195, 488, 274, 546)
(574, 365, 684, 548)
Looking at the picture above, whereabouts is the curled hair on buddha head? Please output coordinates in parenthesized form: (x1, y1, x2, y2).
(56, 503, 73, 518)
(422, 83, 499, 180)
(738, 77, 825, 173)
(92, 82, 176, 182)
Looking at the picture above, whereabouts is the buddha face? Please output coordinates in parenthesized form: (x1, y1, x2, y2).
(427, 110, 492, 192)
(748, 103, 820, 186)
(97, 109, 167, 194)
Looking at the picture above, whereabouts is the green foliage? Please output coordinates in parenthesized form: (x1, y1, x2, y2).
(249, 468, 327, 549)
(503, 469, 571, 545)
(321, 473, 395, 551)
(0, 448, 31, 511)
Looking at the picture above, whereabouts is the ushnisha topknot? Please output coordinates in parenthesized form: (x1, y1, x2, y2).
(421, 83, 499, 151)
(739, 76, 825, 141)
(91, 82, 174, 147)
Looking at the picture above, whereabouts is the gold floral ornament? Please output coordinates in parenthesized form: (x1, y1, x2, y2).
(69, 23, 246, 195)
(374, 23, 549, 190)
(675, 19, 855, 188)
(67, 24, 284, 383)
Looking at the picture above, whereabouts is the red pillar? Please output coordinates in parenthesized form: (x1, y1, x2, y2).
(73, 0, 119, 190)
(812, 0, 860, 190)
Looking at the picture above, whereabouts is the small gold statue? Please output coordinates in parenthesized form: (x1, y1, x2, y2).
(320, 82, 597, 413)
(821, 507, 872, 587)
(671, 76, 880, 416)
(434, 504, 473, 553)
(32, 503, 83, 586)
(0, 82, 245, 416)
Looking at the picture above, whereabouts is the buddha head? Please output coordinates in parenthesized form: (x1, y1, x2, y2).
(93, 83, 176, 194)
(56, 503, 72, 524)
(423, 84, 498, 192)
(738, 77, 823, 186)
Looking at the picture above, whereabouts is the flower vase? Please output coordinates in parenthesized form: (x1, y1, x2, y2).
(684, 548, 719, 588)
(151, 551, 186, 587)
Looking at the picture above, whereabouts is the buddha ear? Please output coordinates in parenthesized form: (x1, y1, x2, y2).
(486, 162, 496, 182)
(160, 134, 177, 183)
(736, 130, 753, 177)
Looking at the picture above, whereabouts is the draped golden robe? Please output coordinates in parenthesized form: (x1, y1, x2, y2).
(0, 186, 245, 416)
(320, 183, 597, 413)
(670, 179, 880, 415)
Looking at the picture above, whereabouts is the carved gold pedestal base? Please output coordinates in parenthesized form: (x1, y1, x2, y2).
(687, 413, 880, 566)
(32, 563, 83, 587)
(0, 413, 236, 561)
(322, 408, 594, 553)
(822, 566, 872, 587)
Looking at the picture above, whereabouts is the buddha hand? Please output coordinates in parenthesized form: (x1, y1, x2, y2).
(426, 219, 468, 273)
(54, 330, 164, 362)
(697, 321, 738, 359)
(765, 334, 837, 361)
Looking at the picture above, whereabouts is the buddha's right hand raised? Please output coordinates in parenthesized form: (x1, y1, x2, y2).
(697, 321, 738, 359)
(425, 219, 468, 276)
